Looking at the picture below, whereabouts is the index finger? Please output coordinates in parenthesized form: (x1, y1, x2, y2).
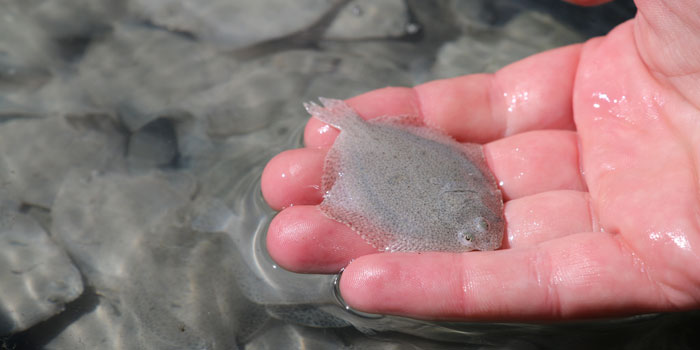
(305, 44, 582, 147)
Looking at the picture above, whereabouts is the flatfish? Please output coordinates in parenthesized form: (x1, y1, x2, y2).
(304, 98, 504, 252)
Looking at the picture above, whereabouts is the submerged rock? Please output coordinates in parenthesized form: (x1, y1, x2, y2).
(0, 210, 83, 335)
(0, 115, 125, 208)
(243, 322, 349, 350)
(181, 64, 306, 137)
(49, 171, 268, 349)
(127, 117, 179, 170)
(0, 4, 55, 91)
(22, 0, 122, 50)
(128, 0, 335, 49)
(324, 0, 410, 40)
(266, 305, 351, 328)
(51, 171, 196, 288)
(76, 23, 239, 131)
(432, 11, 582, 78)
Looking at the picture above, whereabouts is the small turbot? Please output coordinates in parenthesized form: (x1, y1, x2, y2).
(304, 98, 504, 252)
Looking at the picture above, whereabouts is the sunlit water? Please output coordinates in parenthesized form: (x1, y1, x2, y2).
(1, 0, 699, 349)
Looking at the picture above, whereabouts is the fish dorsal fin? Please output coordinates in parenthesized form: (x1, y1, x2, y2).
(303, 97, 363, 130)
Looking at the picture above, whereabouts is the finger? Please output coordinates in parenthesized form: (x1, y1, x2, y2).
(305, 44, 582, 148)
(485, 130, 586, 200)
(261, 148, 326, 210)
(267, 190, 593, 273)
(265, 129, 586, 211)
(504, 190, 593, 249)
(340, 233, 666, 320)
(266, 205, 376, 274)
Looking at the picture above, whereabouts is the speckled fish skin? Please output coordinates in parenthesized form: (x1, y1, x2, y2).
(304, 98, 504, 252)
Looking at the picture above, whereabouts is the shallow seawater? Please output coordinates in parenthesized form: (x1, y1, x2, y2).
(1, 0, 699, 349)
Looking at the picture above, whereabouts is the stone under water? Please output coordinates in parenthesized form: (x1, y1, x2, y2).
(0, 210, 83, 335)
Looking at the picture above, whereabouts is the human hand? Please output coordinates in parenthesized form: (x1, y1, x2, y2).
(261, 0, 700, 321)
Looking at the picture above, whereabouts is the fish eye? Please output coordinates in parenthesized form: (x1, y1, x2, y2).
(457, 230, 475, 246)
(474, 217, 490, 233)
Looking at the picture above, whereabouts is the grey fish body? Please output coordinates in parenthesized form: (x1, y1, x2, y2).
(304, 98, 504, 252)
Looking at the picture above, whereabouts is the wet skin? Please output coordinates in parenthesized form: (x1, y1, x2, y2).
(261, 0, 700, 321)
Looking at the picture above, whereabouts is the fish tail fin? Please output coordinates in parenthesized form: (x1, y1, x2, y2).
(304, 97, 362, 130)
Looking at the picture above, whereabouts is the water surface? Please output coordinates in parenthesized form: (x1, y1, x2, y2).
(2, 1, 698, 349)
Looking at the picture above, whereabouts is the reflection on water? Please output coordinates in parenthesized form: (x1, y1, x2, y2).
(1, 0, 698, 349)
